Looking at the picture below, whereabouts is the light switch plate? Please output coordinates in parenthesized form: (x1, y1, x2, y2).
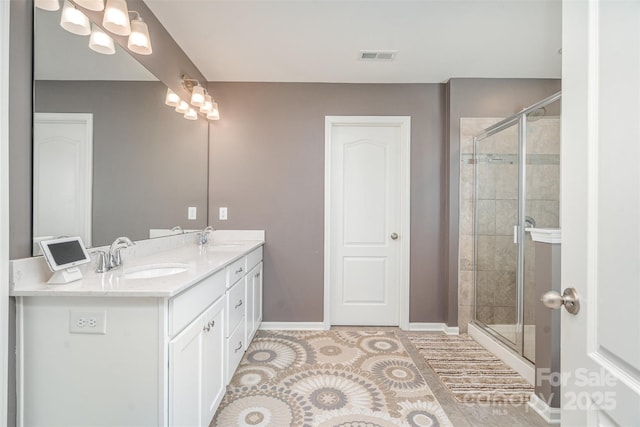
(188, 206, 197, 220)
(219, 207, 228, 220)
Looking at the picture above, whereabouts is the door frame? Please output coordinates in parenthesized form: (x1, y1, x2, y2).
(323, 116, 411, 331)
(1, 0, 10, 423)
(32, 112, 93, 252)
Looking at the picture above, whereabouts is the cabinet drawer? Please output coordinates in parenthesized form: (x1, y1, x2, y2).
(246, 246, 263, 271)
(169, 270, 226, 337)
(226, 320, 245, 384)
(226, 257, 246, 288)
(225, 278, 246, 337)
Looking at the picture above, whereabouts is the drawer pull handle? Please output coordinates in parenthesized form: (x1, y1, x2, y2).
(235, 300, 243, 308)
(235, 267, 244, 274)
(235, 342, 243, 352)
(202, 320, 215, 333)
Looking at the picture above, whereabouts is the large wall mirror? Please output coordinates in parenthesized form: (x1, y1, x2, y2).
(32, 6, 209, 255)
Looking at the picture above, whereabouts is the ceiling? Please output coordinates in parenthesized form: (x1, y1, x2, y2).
(145, 0, 562, 84)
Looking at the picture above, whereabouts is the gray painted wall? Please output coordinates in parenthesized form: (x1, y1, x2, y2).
(8, 2, 32, 425)
(445, 78, 562, 326)
(206, 82, 447, 323)
(35, 80, 209, 246)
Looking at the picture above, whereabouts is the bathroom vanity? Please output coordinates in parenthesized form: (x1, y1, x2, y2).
(10, 231, 264, 427)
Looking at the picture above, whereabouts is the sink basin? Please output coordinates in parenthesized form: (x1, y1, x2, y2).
(124, 263, 189, 280)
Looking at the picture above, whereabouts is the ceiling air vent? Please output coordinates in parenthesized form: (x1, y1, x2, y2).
(358, 50, 397, 61)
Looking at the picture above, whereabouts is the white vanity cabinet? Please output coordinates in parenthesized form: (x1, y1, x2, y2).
(169, 295, 225, 427)
(14, 241, 264, 427)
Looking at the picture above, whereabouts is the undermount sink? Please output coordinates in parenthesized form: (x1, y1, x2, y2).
(124, 263, 189, 280)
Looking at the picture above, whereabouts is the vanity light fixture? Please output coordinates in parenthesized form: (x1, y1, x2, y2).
(175, 100, 189, 114)
(35, 0, 60, 11)
(88, 23, 115, 54)
(103, 0, 131, 36)
(128, 12, 152, 55)
(184, 108, 198, 121)
(165, 88, 181, 107)
(74, 0, 104, 11)
(207, 100, 220, 121)
(200, 94, 213, 114)
(190, 84, 206, 107)
(60, 0, 91, 36)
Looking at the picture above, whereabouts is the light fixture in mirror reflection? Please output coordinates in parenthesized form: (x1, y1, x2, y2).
(164, 76, 220, 121)
(36, 0, 152, 56)
(32, 7, 209, 255)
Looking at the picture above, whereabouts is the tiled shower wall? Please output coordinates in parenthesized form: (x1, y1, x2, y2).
(458, 117, 560, 334)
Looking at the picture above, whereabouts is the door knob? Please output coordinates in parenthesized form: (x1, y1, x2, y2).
(390, 233, 398, 240)
(541, 287, 580, 315)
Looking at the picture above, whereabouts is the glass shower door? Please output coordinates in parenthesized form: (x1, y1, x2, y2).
(474, 121, 520, 347)
(523, 100, 561, 362)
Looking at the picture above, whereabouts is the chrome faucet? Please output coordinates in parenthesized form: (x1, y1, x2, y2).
(198, 226, 214, 246)
(108, 237, 134, 270)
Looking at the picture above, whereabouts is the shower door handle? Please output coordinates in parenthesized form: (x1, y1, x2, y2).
(541, 288, 580, 315)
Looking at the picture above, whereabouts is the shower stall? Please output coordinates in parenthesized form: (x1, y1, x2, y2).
(470, 92, 561, 363)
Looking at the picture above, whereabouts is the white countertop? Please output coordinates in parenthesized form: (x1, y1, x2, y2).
(10, 236, 264, 298)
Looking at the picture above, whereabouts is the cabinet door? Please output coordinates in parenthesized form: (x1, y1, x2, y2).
(253, 262, 263, 329)
(202, 298, 225, 423)
(169, 312, 205, 427)
(245, 262, 263, 346)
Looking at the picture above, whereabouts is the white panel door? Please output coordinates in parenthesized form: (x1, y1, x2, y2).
(561, 0, 640, 425)
(33, 113, 92, 254)
(327, 117, 410, 326)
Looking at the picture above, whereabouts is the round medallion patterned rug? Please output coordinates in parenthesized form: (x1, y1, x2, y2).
(212, 329, 453, 427)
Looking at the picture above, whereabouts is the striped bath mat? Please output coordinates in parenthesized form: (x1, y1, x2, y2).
(407, 333, 533, 404)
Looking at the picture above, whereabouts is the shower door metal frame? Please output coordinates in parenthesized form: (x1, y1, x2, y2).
(472, 91, 561, 357)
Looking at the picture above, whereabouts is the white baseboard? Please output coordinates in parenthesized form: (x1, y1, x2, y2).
(259, 322, 326, 331)
(528, 393, 561, 424)
(408, 322, 460, 335)
(468, 323, 535, 385)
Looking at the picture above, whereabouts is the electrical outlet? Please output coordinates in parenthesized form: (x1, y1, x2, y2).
(219, 207, 228, 220)
(69, 311, 107, 334)
(188, 206, 197, 220)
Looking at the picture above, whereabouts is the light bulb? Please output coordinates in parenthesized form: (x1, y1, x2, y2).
(206, 101, 220, 120)
(175, 100, 189, 114)
(184, 108, 198, 121)
(128, 16, 152, 55)
(200, 94, 213, 114)
(165, 89, 180, 107)
(103, 0, 131, 36)
(190, 85, 205, 107)
(60, 0, 91, 36)
(89, 24, 115, 55)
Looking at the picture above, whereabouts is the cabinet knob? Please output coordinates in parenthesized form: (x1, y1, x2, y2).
(235, 267, 244, 274)
(235, 300, 243, 308)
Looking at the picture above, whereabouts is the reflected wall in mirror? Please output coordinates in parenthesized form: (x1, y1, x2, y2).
(33, 7, 208, 255)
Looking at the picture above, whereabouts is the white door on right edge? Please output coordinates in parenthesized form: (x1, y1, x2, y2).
(560, 0, 640, 425)
(328, 117, 408, 326)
